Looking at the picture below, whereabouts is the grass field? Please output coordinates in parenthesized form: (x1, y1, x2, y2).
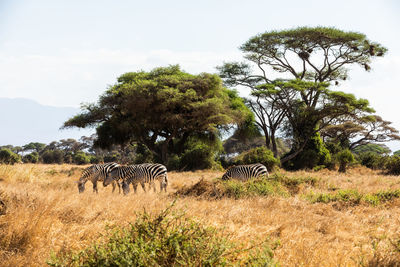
(1, 164, 400, 266)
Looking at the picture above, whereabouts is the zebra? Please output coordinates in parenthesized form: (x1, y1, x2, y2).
(222, 163, 269, 181)
(76, 162, 121, 194)
(103, 163, 168, 195)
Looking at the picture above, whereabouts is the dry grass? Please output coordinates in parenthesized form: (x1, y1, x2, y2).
(0, 164, 400, 266)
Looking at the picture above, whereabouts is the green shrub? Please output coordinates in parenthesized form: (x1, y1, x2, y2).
(358, 152, 388, 170)
(235, 146, 280, 171)
(22, 152, 39, 163)
(283, 132, 331, 170)
(306, 189, 363, 204)
(0, 148, 21, 165)
(41, 150, 64, 164)
(336, 149, 355, 173)
(386, 155, 400, 175)
(306, 189, 400, 206)
(220, 178, 289, 199)
(47, 203, 278, 266)
(73, 151, 90, 165)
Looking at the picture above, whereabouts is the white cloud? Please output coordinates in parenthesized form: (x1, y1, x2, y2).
(0, 47, 241, 108)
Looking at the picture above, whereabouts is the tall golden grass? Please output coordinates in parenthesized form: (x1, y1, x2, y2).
(0, 164, 399, 266)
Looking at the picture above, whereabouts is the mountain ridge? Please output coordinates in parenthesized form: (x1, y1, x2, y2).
(0, 97, 94, 146)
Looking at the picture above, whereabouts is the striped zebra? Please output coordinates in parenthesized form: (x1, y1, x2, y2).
(103, 163, 168, 195)
(76, 162, 121, 193)
(222, 163, 269, 181)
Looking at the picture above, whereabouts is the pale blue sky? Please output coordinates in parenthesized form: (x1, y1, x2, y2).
(1, 0, 400, 150)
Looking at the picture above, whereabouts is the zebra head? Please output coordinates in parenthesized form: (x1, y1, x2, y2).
(222, 165, 234, 180)
(122, 181, 130, 195)
(103, 167, 118, 186)
(77, 180, 85, 193)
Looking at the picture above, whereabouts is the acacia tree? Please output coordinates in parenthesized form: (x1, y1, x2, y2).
(321, 115, 400, 151)
(218, 26, 388, 168)
(63, 65, 251, 164)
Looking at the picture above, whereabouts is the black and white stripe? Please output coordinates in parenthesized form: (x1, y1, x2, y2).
(104, 163, 168, 194)
(222, 163, 269, 181)
(77, 162, 121, 193)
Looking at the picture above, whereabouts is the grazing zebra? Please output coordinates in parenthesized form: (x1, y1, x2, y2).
(103, 163, 168, 195)
(222, 163, 269, 181)
(76, 162, 121, 194)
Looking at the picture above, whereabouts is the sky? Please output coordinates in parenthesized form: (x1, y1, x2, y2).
(1, 0, 400, 150)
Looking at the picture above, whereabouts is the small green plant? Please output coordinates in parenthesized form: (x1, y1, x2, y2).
(221, 178, 289, 199)
(306, 189, 400, 206)
(47, 202, 279, 266)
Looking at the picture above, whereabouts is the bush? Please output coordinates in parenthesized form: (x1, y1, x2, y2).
(235, 146, 280, 171)
(336, 149, 355, 173)
(41, 150, 64, 164)
(358, 152, 388, 170)
(73, 151, 90, 165)
(180, 143, 217, 170)
(0, 148, 21, 165)
(47, 203, 278, 266)
(386, 155, 400, 175)
(22, 152, 39, 163)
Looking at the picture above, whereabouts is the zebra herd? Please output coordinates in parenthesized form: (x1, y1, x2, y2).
(76, 162, 167, 195)
(76, 162, 269, 195)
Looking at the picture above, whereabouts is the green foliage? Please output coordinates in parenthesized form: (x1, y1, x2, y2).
(306, 189, 363, 204)
(179, 141, 219, 171)
(134, 143, 154, 164)
(234, 146, 280, 171)
(394, 150, 400, 156)
(0, 148, 21, 165)
(22, 152, 39, 163)
(64, 65, 252, 164)
(385, 155, 400, 175)
(220, 178, 289, 199)
(47, 203, 278, 266)
(73, 151, 90, 165)
(41, 150, 64, 164)
(357, 152, 388, 170)
(353, 144, 391, 155)
(336, 149, 355, 173)
(284, 132, 331, 170)
(306, 189, 400, 206)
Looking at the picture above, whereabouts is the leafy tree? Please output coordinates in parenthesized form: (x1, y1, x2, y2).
(41, 150, 64, 164)
(394, 150, 400, 156)
(0, 148, 21, 165)
(22, 152, 39, 163)
(322, 115, 400, 151)
(63, 65, 251, 165)
(352, 143, 391, 155)
(73, 151, 90, 165)
(22, 142, 46, 154)
(218, 26, 388, 169)
(336, 149, 355, 173)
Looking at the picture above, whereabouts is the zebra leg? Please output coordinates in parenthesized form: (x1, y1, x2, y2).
(122, 181, 130, 195)
(111, 181, 116, 193)
(132, 183, 138, 194)
(140, 181, 146, 193)
(151, 181, 156, 193)
(93, 181, 98, 194)
(117, 181, 121, 194)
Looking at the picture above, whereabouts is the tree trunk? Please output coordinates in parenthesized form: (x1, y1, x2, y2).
(338, 162, 347, 173)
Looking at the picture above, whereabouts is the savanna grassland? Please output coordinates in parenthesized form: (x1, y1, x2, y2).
(1, 164, 400, 266)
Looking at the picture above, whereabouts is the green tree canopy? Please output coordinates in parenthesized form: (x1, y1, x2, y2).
(63, 65, 252, 164)
(218, 26, 389, 169)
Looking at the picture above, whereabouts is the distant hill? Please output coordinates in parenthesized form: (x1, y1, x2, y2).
(0, 98, 94, 146)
